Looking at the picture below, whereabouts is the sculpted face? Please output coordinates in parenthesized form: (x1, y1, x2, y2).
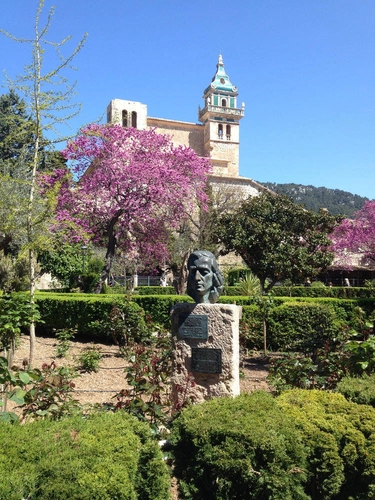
(188, 257, 213, 303)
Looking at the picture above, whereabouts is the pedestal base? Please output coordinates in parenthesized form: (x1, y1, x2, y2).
(171, 303, 241, 411)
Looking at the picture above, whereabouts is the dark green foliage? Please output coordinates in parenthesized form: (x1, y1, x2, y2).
(260, 182, 368, 217)
(171, 392, 309, 500)
(132, 294, 193, 328)
(38, 243, 102, 290)
(337, 374, 375, 407)
(0, 411, 171, 499)
(38, 242, 86, 288)
(135, 286, 176, 295)
(35, 292, 375, 353)
(267, 302, 339, 352)
(344, 336, 375, 375)
(267, 305, 374, 392)
(274, 286, 375, 299)
(225, 285, 375, 299)
(240, 297, 374, 351)
(215, 191, 340, 292)
(277, 389, 375, 499)
(35, 293, 149, 341)
(0, 90, 35, 175)
(226, 267, 252, 286)
(79, 271, 99, 292)
(238, 300, 343, 352)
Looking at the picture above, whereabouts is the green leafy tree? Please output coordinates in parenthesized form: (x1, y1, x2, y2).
(1, 0, 87, 366)
(0, 90, 35, 175)
(215, 192, 340, 293)
(38, 241, 88, 288)
(0, 92, 67, 257)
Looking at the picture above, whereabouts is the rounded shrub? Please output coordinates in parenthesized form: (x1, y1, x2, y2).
(171, 391, 308, 500)
(0, 411, 171, 500)
(277, 389, 375, 499)
(336, 373, 375, 407)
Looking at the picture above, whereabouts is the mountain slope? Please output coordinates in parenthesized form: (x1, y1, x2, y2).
(258, 182, 368, 217)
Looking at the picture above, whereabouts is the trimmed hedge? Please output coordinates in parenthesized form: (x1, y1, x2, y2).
(135, 286, 176, 295)
(35, 293, 148, 340)
(0, 411, 171, 500)
(132, 295, 193, 328)
(33, 293, 375, 351)
(171, 390, 375, 499)
(266, 301, 340, 352)
(224, 286, 375, 299)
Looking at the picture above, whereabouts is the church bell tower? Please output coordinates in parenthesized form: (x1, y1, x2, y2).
(198, 55, 244, 178)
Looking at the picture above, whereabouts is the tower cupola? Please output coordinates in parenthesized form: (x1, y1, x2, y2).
(198, 55, 244, 178)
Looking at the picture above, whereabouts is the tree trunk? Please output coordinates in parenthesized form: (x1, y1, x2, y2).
(263, 317, 267, 357)
(94, 215, 120, 293)
(173, 251, 189, 295)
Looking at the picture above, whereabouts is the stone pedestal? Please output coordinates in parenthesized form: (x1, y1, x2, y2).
(171, 303, 241, 411)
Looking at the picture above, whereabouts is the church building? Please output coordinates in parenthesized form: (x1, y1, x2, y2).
(106, 55, 266, 198)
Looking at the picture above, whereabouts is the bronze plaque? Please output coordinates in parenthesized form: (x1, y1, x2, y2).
(191, 348, 222, 374)
(178, 314, 208, 340)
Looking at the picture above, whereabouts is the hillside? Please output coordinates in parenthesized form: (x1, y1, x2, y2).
(258, 182, 368, 217)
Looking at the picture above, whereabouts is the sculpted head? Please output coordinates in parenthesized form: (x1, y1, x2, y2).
(187, 250, 224, 304)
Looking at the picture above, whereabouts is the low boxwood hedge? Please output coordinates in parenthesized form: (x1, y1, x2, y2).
(0, 411, 171, 500)
(35, 293, 148, 341)
(33, 293, 375, 352)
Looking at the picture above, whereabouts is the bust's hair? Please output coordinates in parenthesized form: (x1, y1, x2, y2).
(187, 250, 224, 303)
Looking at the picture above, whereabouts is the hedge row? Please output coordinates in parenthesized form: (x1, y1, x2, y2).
(35, 293, 149, 341)
(224, 285, 375, 298)
(171, 390, 375, 499)
(135, 286, 176, 295)
(0, 411, 171, 500)
(34, 293, 375, 352)
(134, 285, 375, 299)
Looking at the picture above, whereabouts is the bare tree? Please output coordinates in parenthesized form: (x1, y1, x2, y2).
(1, 0, 87, 366)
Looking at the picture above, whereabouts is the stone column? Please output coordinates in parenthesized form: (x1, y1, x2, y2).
(171, 302, 241, 411)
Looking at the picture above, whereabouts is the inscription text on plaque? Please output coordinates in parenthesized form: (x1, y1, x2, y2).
(191, 348, 222, 374)
(178, 314, 208, 340)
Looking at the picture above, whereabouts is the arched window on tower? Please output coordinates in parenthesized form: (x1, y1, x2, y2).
(131, 111, 137, 128)
(218, 124, 223, 139)
(122, 110, 128, 127)
(226, 124, 231, 140)
(221, 98, 227, 107)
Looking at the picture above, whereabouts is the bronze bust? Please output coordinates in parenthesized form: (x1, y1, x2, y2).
(186, 250, 224, 304)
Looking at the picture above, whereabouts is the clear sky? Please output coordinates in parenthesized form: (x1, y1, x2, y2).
(2, 0, 374, 199)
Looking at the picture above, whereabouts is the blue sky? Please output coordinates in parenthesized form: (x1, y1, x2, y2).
(2, 0, 374, 199)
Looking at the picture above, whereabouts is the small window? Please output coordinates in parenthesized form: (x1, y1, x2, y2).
(122, 110, 128, 127)
(218, 124, 223, 139)
(131, 111, 137, 128)
(221, 98, 227, 107)
(226, 125, 231, 140)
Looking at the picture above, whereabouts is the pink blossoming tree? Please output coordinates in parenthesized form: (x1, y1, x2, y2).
(48, 124, 211, 291)
(330, 200, 375, 269)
